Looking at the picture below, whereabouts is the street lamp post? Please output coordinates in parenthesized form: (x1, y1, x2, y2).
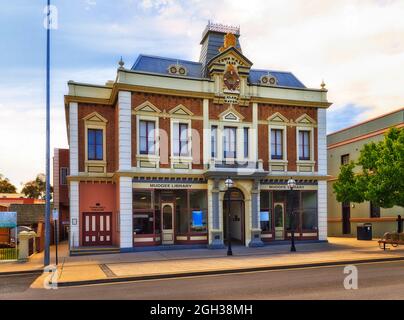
(224, 177, 234, 256)
(287, 178, 297, 252)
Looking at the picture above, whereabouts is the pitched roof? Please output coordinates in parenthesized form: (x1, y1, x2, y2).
(131, 54, 306, 88)
(132, 54, 204, 79)
(249, 69, 306, 88)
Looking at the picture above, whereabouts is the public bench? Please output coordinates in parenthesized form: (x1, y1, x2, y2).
(378, 232, 404, 250)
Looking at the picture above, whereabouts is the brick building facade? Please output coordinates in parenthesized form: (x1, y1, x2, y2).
(61, 23, 331, 252)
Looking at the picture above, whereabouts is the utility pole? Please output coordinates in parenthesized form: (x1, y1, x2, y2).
(44, 0, 51, 266)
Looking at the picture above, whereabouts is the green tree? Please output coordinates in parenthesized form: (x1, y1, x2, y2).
(0, 174, 17, 193)
(21, 174, 53, 200)
(333, 127, 404, 208)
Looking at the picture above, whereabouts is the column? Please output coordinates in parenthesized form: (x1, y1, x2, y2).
(317, 108, 327, 175)
(317, 108, 328, 241)
(69, 102, 79, 248)
(252, 102, 258, 163)
(318, 180, 328, 241)
(118, 91, 132, 171)
(118, 91, 133, 250)
(209, 179, 224, 248)
(203, 98, 210, 166)
(249, 179, 264, 247)
(69, 181, 79, 248)
(119, 176, 133, 250)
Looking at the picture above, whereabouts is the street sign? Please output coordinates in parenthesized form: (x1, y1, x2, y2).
(52, 209, 59, 221)
(0, 212, 17, 228)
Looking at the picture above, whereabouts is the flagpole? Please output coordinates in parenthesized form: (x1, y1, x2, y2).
(44, 0, 51, 267)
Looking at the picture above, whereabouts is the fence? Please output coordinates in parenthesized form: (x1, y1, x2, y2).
(0, 248, 18, 261)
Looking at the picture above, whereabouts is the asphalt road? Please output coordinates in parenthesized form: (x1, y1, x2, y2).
(1, 261, 404, 300)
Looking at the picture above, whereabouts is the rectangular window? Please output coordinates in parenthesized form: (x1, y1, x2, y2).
(370, 201, 381, 218)
(133, 190, 153, 210)
(189, 190, 208, 233)
(88, 128, 103, 160)
(298, 130, 310, 160)
(211, 125, 217, 158)
(301, 191, 318, 230)
(139, 120, 156, 155)
(260, 191, 273, 232)
(341, 154, 350, 165)
(173, 123, 189, 156)
(271, 129, 283, 160)
(244, 127, 249, 158)
(60, 167, 68, 185)
(223, 126, 237, 159)
(133, 213, 154, 235)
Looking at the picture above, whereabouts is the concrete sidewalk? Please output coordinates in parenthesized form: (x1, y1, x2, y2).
(23, 237, 404, 287)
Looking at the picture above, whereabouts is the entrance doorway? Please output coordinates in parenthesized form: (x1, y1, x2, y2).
(223, 188, 245, 244)
(342, 202, 351, 234)
(161, 203, 174, 244)
(274, 202, 285, 240)
(83, 212, 112, 246)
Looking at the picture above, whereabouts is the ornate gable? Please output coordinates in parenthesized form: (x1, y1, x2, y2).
(296, 113, 316, 124)
(83, 111, 108, 123)
(267, 112, 289, 123)
(169, 104, 194, 116)
(219, 106, 245, 122)
(134, 101, 161, 113)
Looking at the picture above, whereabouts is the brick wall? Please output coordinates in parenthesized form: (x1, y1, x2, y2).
(78, 103, 116, 173)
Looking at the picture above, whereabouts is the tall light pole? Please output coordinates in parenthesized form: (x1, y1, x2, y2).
(287, 178, 297, 252)
(224, 177, 234, 256)
(44, 0, 51, 266)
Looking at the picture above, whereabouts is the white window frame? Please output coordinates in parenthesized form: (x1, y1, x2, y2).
(170, 118, 192, 166)
(136, 114, 160, 165)
(209, 121, 253, 162)
(296, 126, 315, 164)
(268, 124, 288, 162)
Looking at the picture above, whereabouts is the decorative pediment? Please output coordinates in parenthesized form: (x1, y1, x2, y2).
(267, 112, 288, 123)
(219, 106, 245, 122)
(169, 104, 194, 116)
(134, 101, 161, 113)
(209, 47, 253, 69)
(82, 111, 108, 123)
(296, 113, 316, 124)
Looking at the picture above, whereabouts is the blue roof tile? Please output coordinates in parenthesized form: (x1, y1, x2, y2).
(249, 69, 306, 88)
(131, 55, 306, 88)
(132, 55, 204, 78)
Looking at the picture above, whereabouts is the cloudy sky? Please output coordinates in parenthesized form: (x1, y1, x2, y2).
(0, 0, 403, 189)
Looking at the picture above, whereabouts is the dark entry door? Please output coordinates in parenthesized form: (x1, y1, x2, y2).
(342, 202, 351, 234)
(83, 212, 112, 246)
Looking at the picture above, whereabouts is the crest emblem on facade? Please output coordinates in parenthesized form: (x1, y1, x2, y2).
(223, 64, 240, 91)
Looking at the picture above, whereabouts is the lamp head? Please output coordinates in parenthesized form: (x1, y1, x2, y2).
(225, 177, 234, 189)
(287, 178, 297, 190)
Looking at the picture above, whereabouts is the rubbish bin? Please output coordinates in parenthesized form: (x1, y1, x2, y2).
(357, 223, 372, 240)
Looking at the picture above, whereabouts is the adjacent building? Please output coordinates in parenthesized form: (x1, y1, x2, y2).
(327, 107, 404, 238)
(62, 22, 330, 252)
(53, 148, 70, 240)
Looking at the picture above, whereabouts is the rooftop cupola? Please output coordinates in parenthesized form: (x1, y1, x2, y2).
(199, 21, 242, 76)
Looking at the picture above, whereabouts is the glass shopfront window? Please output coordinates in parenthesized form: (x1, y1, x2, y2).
(175, 190, 188, 234)
(190, 190, 207, 232)
(133, 190, 152, 210)
(301, 191, 318, 230)
(133, 189, 208, 240)
(133, 190, 154, 235)
(133, 213, 154, 234)
(260, 191, 272, 232)
(260, 190, 318, 235)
